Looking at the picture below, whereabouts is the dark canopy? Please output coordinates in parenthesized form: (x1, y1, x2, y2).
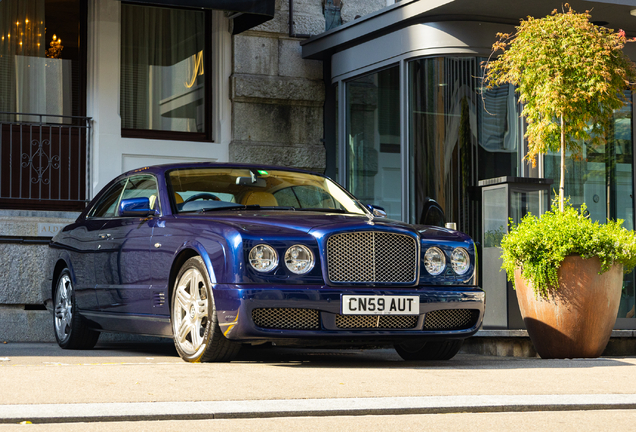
(123, 0, 275, 34)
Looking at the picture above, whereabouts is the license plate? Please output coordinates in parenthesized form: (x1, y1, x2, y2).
(341, 295, 419, 315)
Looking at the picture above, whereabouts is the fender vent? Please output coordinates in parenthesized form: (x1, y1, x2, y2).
(152, 292, 166, 308)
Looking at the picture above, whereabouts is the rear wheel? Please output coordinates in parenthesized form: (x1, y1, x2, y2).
(54, 269, 99, 349)
(171, 256, 241, 362)
(394, 339, 463, 361)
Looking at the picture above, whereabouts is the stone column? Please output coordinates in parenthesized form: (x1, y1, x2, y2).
(229, 1, 326, 172)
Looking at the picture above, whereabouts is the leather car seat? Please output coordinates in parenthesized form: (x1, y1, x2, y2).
(242, 191, 278, 206)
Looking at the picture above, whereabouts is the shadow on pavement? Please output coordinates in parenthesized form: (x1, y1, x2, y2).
(2, 341, 634, 370)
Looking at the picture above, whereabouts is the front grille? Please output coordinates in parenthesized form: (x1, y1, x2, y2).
(335, 314, 419, 329)
(326, 232, 418, 283)
(252, 308, 320, 330)
(423, 309, 479, 331)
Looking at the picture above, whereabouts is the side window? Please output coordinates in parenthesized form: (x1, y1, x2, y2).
(120, 175, 161, 214)
(88, 180, 127, 218)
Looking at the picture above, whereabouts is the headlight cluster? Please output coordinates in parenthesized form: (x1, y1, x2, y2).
(249, 244, 315, 274)
(424, 247, 470, 276)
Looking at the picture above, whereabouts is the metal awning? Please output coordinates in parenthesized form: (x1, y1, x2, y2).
(122, 0, 275, 35)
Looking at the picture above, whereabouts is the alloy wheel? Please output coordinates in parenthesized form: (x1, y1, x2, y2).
(173, 267, 209, 355)
(54, 273, 73, 343)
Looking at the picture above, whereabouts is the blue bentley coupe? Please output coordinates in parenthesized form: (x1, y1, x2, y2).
(42, 163, 484, 362)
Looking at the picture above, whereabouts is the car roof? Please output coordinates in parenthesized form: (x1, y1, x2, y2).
(121, 162, 327, 179)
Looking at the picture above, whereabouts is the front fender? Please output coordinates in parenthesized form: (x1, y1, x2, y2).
(41, 244, 76, 312)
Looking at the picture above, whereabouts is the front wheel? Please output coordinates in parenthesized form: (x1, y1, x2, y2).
(394, 339, 463, 361)
(171, 257, 241, 362)
(54, 269, 99, 349)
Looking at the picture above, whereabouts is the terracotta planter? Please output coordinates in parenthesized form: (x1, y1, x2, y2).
(514, 256, 623, 359)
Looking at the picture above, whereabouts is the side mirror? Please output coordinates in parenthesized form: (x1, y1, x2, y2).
(119, 197, 156, 217)
(366, 204, 387, 218)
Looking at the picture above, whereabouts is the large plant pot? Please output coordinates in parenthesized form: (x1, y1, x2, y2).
(514, 255, 623, 359)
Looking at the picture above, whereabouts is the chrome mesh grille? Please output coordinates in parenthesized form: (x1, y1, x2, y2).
(252, 308, 320, 330)
(335, 314, 418, 329)
(423, 309, 479, 331)
(326, 232, 417, 283)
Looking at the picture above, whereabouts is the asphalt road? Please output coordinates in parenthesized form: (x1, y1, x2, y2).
(1, 341, 636, 430)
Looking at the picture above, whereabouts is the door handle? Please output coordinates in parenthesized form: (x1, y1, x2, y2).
(98, 233, 111, 240)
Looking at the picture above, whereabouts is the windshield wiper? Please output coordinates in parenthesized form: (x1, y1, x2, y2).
(197, 204, 260, 213)
(292, 207, 347, 213)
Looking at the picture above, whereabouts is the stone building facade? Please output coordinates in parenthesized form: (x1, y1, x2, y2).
(0, 0, 391, 341)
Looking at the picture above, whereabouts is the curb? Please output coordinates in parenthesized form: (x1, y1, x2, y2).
(1, 394, 636, 424)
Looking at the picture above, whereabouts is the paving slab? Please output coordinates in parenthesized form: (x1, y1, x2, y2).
(1, 394, 636, 424)
(2, 343, 636, 406)
(1, 411, 634, 432)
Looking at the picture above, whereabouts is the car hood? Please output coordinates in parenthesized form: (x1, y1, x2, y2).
(180, 211, 470, 242)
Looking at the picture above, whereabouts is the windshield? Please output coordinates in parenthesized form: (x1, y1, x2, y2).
(167, 168, 368, 215)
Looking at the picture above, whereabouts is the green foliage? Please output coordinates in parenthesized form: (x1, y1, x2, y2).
(501, 201, 636, 298)
(485, 5, 636, 165)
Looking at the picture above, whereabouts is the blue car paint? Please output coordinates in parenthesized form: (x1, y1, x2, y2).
(41, 162, 485, 345)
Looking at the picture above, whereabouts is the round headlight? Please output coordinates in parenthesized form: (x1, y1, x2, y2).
(451, 247, 470, 275)
(249, 244, 278, 273)
(424, 247, 446, 276)
(284, 245, 315, 274)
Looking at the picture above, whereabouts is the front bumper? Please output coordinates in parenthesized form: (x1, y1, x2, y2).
(212, 284, 484, 345)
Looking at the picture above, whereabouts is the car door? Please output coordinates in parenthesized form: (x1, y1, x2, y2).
(94, 175, 159, 315)
(71, 179, 128, 311)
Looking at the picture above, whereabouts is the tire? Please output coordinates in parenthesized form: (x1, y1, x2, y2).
(53, 269, 100, 349)
(394, 339, 463, 361)
(171, 256, 241, 362)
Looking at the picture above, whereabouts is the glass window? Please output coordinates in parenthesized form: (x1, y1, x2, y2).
(408, 57, 522, 239)
(89, 180, 127, 218)
(0, 0, 83, 122)
(346, 66, 401, 219)
(120, 4, 207, 137)
(167, 168, 366, 214)
(120, 175, 161, 213)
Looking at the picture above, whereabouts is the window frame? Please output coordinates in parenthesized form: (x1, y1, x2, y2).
(87, 174, 162, 219)
(120, 3, 213, 142)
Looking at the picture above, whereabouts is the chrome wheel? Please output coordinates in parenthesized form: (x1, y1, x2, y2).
(173, 266, 210, 355)
(54, 273, 73, 344)
(53, 269, 99, 350)
(171, 257, 241, 362)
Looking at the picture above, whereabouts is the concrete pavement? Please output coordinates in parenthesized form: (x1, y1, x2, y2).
(1, 341, 636, 426)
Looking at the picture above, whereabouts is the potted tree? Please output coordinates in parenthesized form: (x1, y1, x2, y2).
(485, 5, 636, 358)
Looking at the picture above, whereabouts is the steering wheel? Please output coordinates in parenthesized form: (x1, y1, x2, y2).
(183, 192, 221, 203)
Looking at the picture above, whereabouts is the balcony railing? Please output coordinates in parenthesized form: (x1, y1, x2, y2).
(0, 112, 92, 212)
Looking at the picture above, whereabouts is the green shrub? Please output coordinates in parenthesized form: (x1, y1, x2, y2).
(501, 201, 636, 298)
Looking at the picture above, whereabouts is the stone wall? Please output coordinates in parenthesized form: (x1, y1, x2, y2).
(0, 211, 78, 342)
(229, 0, 390, 173)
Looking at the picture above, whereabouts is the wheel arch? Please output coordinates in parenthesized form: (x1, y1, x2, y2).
(168, 248, 200, 306)
(51, 258, 72, 304)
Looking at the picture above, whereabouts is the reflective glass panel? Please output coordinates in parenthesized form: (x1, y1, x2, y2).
(120, 4, 206, 133)
(0, 0, 82, 122)
(346, 66, 401, 219)
(408, 57, 521, 239)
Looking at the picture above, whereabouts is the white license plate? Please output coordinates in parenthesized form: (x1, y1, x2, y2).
(341, 295, 419, 315)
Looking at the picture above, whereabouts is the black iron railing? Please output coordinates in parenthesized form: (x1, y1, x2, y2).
(0, 112, 92, 211)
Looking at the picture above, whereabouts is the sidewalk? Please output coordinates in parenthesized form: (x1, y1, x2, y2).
(1, 342, 635, 424)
